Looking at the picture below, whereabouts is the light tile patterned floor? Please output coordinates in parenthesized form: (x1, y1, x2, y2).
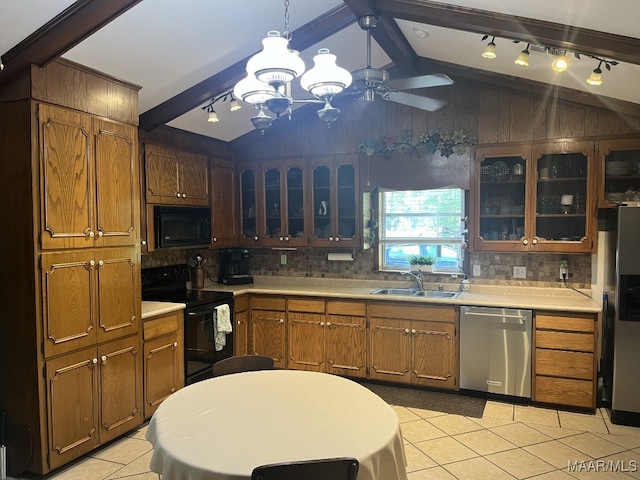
(9, 383, 640, 480)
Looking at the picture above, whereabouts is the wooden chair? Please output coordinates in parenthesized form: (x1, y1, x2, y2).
(251, 457, 359, 480)
(211, 355, 274, 377)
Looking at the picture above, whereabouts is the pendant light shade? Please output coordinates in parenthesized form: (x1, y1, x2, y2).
(482, 41, 496, 59)
(233, 73, 276, 105)
(514, 45, 530, 67)
(300, 48, 352, 99)
(246, 31, 306, 86)
(586, 68, 603, 85)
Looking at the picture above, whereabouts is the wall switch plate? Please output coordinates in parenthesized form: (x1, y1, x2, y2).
(280, 254, 287, 265)
(513, 266, 527, 279)
(472, 264, 481, 277)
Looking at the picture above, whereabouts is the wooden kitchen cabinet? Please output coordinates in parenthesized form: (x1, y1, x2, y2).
(597, 138, 640, 208)
(325, 300, 367, 378)
(46, 335, 142, 471)
(211, 157, 237, 247)
(472, 141, 597, 253)
(533, 311, 597, 410)
(288, 298, 327, 372)
(234, 294, 249, 356)
(143, 310, 184, 419)
(39, 104, 139, 250)
(309, 157, 359, 247)
(250, 296, 287, 368)
(238, 164, 263, 246)
(145, 143, 209, 206)
(368, 302, 458, 389)
(41, 248, 140, 358)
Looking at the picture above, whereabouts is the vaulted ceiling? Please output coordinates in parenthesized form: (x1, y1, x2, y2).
(2, 0, 639, 147)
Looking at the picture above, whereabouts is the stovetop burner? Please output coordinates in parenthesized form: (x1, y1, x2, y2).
(142, 264, 233, 307)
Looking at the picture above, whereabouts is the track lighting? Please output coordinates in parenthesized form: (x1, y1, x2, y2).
(514, 44, 530, 67)
(201, 91, 242, 124)
(551, 53, 569, 72)
(481, 36, 497, 59)
(229, 98, 242, 111)
(207, 109, 219, 123)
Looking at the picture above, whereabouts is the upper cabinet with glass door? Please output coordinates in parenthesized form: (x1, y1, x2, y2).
(473, 141, 597, 253)
(309, 157, 359, 248)
(238, 164, 262, 246)
(530, 141, 596, 253)
(261, 160, 308, 248)
(597, 138, 640, 208)
(473, 145, 530, 252)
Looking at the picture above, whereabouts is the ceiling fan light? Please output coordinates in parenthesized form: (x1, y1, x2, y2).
(362, 88, 376, 103)
(246, 31, 305, 86)
(300, 48, 352, 99)
(551, 54, 568, 72)
(482, 41, 496, 59)
(233, 73, 275, 105)
(207, 110, 219, 123)
(586, 68, 603, 86)
(514, 49, 530, 67)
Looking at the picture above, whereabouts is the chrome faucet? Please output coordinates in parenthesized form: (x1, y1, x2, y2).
(402, 271, 423, 291)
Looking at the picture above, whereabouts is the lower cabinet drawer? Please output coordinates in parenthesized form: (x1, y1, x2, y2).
(535, 348, 593, 380)
(143, 313, 180, 340)
(535, 375, 593, 409)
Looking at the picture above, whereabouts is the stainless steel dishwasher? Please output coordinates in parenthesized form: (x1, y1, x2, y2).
(460, 306, 532, 398)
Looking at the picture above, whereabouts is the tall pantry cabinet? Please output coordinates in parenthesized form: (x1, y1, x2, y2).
(0, 60, 143, 475)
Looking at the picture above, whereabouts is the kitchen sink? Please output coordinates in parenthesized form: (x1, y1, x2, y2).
(413, 290, 460, 299)
(370, 288, 418, 296)
(371, 288, 460, 299)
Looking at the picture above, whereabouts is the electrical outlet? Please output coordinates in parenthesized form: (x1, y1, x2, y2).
(513, 266, 527, 279)
(559, 259, 569, 279)
(280, 254, 287, 265)
(472, 264, 481, 277)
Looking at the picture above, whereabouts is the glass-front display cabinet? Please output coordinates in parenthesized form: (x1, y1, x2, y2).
(473, 141, 596, 253)
(597, 138, 640, 208)
(262, 160, 308, 248)
(309, 157, 359, 248)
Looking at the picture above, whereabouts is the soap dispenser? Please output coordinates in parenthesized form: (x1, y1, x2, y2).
(461, 275, 470, 292)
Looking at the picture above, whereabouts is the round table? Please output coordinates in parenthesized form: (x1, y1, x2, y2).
(146, 370, 407, 480)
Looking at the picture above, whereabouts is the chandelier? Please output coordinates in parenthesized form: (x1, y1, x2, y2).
(233, 0, 352, 134)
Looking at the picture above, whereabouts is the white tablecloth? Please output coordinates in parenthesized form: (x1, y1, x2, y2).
(146, 370, 408, 480)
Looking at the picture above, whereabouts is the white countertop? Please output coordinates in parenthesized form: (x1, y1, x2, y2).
(142, 301, 185, 319)
(189, 276, 601, 314)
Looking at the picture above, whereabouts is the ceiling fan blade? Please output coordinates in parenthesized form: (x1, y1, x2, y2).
(386, 73, 453, 91)
(382, 91, 447, 112)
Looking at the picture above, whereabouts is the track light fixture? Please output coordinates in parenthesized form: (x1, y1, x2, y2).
(514, 43, 530, 67)
(481, 35, 497, 59)
(479, 34, 618, 87)
(201, 91, 242, 123)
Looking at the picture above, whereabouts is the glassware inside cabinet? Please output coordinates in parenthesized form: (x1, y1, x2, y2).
(479, 155, 526, 241)
(336, 164, 356, 239)
(603, 147, 640, 205)
(535, 152, 587, 241)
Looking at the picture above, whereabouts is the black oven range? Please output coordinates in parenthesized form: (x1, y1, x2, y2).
(142, 264, 234, 385)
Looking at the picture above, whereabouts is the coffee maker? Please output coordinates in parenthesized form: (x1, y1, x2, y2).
(218, 248, 253, 285)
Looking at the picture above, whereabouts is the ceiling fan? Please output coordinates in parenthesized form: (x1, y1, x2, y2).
(347, 16, 454, 112)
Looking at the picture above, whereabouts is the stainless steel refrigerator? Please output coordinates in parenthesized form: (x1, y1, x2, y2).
(607, 205, 640, 426)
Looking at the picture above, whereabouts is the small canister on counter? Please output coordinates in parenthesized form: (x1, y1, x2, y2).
(190, 266, 205, 289)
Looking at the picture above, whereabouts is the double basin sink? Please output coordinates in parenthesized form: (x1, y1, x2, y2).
(371, 288, 461, 299)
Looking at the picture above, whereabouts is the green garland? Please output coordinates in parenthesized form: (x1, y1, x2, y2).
(358, 130, 477, 158)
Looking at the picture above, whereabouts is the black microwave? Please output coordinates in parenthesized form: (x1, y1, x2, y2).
(154, 206, 211, 249)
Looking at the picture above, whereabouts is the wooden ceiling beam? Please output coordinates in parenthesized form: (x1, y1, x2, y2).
(376, 0, 640, 66)
(0, 0, 143, 82)
(139, 4, 356, 132)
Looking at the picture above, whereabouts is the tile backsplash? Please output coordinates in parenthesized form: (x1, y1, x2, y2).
(142, 247, 591, 289)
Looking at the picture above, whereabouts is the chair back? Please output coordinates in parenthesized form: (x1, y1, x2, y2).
(251, 457, 359, 480)
(212, 355, 274, 377)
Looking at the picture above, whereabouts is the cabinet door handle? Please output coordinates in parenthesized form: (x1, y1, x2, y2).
(279, 236, 284, 241)
(97, 230, 104, 237)
(91, 358, 98, 366)
(326, 321, 331, 327)
(404, 328, 410, 334)
(335, 236, 340, 242)
(88, 230, 95, 238)
(101, 355, 107, 364)
(411, 329, 416, 334)
(320, 322, 325, 326)
(141, 240, 147, 246)
(89, 260, 96, 266)
(98, 260, 104, 266)
(532, 238, 538, 245)
(279, 318, 284, 324)
(176, 192, 181, 198)
(329, 236, 334, 241)
(172, 342, 178, 349)
(284, 235, 290, 241)
(213, 237, 218, 242)
(254, 235, 259, 241)
(182, 193, 186, 198)
(522, 238, 529, 245)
